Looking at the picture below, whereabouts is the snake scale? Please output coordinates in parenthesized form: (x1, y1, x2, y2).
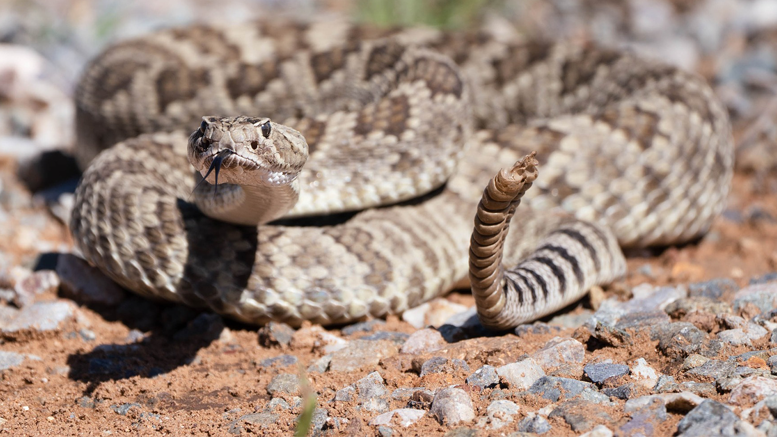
(69, 19, 733, 329)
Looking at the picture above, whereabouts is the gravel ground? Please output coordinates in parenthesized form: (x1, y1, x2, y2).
(1, 0, 777, 436)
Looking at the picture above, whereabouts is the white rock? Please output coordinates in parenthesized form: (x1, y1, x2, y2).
(630, 358, 659, 388)
(476, 400, 520, 430)
(496, 358, 545, 390)
(430, 388, 475, 425)
(530, 336, 585, 369)
(729, 376, 777, 405)
(579, 424, 614, 437)
(400, 328, 445, 355)
(368, 408, 425, 427)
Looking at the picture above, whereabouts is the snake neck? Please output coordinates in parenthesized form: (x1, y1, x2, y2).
(193, 179, 300, 226)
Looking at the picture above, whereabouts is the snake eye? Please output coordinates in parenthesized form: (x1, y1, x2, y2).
(199, 120, 208, 133)
(261, 121, 271, 138)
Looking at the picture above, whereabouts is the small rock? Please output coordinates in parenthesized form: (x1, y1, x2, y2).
(342, 319, 385, 335)
(717, 323, 769, 346)
(307, 355, 331, 373)
(111, 403, 142, 416)
(680, 382, 717, 397)
(496, 358, 545, 390)
(578, 425, 614, 437)
(266, 373, 300, 396)
(476, 400, 519, 430)
(1, 300, 77, 335)
(584, 363, 629, 385)
(676, 400, 742, 437)
(238, 412, 278, 426)
(443, 428, 477, 437)
(688, 278, 739, 300)
(258, 354, 298, 368)
(686, 359, 736, 382)
(733, 283, 777, 314)
(729, 376, 777, 405)
(311, 408, 328, 431)
(517, 414, 551, 434)
(388, 387, 425, 401)
(530, 337, 585, 370)
(0, 350, 26, 370)
(654, 323, 708, 358)
(529, 376, 596, 402)
(549, 400, 612, 432)
(361, 331, 409, 345)
(377, 426, 393, 437)
(750, 272, 777, 285)
(400, 328, 446, 354)
(514, 323, 562, 337)
(266, 398, 290, 411)
(619, 399, 667, 437)
(56, 254, 126, 306)
(602, 384, 633, 400)
(329, 340, 398, 372)
(419, 357, 469, 377)
(257, 322, 295, 347)
(465, 365, 499, 390)
(334, 386, 356, 402)
(368, 408, 425, 427)
(13, 270, 59, 307)
(430, 388, 475, 425)
(682, 354, 710, 371)
(624, 392, 704, 414)
(630, 358, 659, 389)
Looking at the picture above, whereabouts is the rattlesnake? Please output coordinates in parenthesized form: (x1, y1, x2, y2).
(69, 19, 733, 329)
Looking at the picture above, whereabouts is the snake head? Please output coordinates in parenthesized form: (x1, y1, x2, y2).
(187, 115, 308, 188)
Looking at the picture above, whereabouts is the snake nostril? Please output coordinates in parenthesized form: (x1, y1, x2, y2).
(251, 140, 259, 150)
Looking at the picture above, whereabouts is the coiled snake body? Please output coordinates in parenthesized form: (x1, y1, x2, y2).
(70, 20, 733, 329)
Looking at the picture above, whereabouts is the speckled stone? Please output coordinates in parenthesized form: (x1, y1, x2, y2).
(431, 388, 475, 425)
(328, 340, 398, 372)
(266, 373, 299, 396)
(531, 337, 585, 370)
(584, 363, 629, 385)
(466, 365, 499, 390)
(497, 359, 545, 390)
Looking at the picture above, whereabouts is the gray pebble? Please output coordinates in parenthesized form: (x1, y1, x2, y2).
(466, 365, 499, 390)
(688, 278, 739, 300)
(478, 400, 519, 429)
(328, 339, 397, 372)
(311, 408, 328, 431)
(614, 311, 672, 338)
(377, 426, 393, 437)
(369, 408, 426, 427)
(259, 354, 298, 368)
(341, 319, 385, 335)
(257, 322, 295, 347)
(549, 400, 612, 432)
(514, 322, 561, 337)
(584, 363, 629, 384)
(1, 300, 76, 334)
(497, 359, 545, 390)
(443, 428, 477, 437)
(266, 373, 300, 396)
(517, 415, 551, 434)
(531, 337, 585, 369)
(619, 399, 667, 436)
(733, 283, 777, 313)
(390, 387, 428, 401)
(238, 412, 278, 426)
(680, 382, 716, 397)
(56, 254, 126, 306)
(360, 331, 409, 344)
(0, 350, 26, 370)
(654, 322, 709, 358)
(602, 384, 633, 400)
(334, 385, 355, 402)
(686, 359, 736, 383)
(400, 328, 446, 354)
(265, 398, 290, 411)
(420, 357, 469, 377)
(431, 387, 475, 425)
(529, 376, 596, 402)
(111, 403, 142, 415)
(750, 272, 777, 285)
(676, 400, 742, 437)
(307, 354, 331, 373)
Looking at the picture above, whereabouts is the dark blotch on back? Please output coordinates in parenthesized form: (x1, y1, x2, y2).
(226, 62, 280, 100)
